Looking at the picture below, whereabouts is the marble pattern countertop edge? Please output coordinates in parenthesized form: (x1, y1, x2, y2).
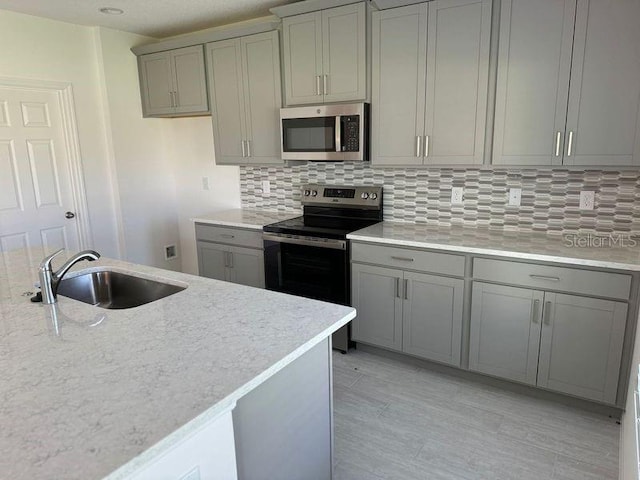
(191, 208, 301, 230)
(347, 222, 640, 272)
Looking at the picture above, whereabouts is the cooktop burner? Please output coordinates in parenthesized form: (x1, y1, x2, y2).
(263, 215, 381, 240)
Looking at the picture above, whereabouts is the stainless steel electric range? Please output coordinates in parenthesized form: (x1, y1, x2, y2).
(262, 184, 383, 353)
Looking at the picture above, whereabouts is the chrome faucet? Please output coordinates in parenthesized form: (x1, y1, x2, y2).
(38, 249, 101, 304)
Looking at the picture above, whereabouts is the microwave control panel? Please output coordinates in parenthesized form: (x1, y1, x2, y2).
(341, 116, 360, 152)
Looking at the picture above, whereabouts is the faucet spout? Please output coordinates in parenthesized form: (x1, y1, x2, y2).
(38, 249, 101, 304)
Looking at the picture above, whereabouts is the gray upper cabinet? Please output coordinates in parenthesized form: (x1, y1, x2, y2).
(282, 3, 366, 106)
(371, 0, 491, 167)
(207, 31, 283, 165)
(563, 0, 640, 166)
(138, 45, 209, 117)
(537, 293, 627, 403)
(493, 0, 640, 166)
(469, 282, 544, 385)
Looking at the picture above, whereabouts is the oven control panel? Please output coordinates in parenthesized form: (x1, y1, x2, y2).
(302, 184, 383, 208)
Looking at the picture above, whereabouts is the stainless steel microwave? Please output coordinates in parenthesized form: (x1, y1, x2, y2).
(280, 103, 369, 161)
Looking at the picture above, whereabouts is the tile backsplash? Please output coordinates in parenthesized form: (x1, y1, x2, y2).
(240, 163, 640, 234)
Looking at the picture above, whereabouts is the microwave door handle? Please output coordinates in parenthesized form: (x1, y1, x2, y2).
(335, 116, 342, 153)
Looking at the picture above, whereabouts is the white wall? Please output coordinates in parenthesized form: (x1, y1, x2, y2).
(93, 27, 182, 271)
(167, 117, 241, 275)
(621, 311, 640, 479)
(0, 10, 120, 257)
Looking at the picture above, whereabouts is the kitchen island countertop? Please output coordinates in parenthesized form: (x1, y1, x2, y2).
(348, 222, 640, 271)
(0, 248, 354, 479)
(192, 208, 300, 230)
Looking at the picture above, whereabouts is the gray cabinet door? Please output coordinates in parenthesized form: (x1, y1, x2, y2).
(241, 31, 283, 165)
(197, 241, 228, 282)
(139, 51, 173, 116)
(321, 3, 366, 103)
(469, 282, 543, 385)
(228, 245, 265, 289)
(563, 0, 640, 166)
(351, 263, 403, 351)
(371, 4, 427, 166)
(171, 45, 209, 115)
(492, 0, 575, 166)
(537, 293, 627, 404)
(207, 39, 247, 165)
(282, 11, 323, 106)
(402, 272, 464, 366)
(423, 0, 491, 165)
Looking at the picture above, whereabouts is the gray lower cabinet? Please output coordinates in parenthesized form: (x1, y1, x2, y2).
(470, 282, 627, 403)
(196, 224, 265, 289)
(138, 45, 209, 117)
(207, 31, 282, 165)
(352, 262, 464, 366)
(371, 0, 491, 166)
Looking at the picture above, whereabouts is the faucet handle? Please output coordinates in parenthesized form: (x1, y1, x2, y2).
(39, 248, 65, 271)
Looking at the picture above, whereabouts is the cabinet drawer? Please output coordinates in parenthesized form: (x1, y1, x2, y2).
(195, 223, 262, 249)
(473, 258, 631, 300)
(352, 243, 465, 277)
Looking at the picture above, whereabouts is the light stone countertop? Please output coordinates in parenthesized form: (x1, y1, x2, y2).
(347, 222, 640, 271)
(0, 248, 354, 480)
(192, 208, 301, 230)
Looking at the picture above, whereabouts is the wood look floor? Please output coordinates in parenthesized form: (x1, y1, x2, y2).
(332, 350, 619, 480)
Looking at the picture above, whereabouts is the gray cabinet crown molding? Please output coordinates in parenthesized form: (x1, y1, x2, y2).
(131, 18, 281, 56)
(270, 0, 369, 18)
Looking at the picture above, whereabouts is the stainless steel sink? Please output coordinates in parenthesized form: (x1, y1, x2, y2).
(57, 270, 186, 309)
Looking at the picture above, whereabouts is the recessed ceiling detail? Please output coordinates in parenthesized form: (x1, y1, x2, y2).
(0, 0, 299, 38)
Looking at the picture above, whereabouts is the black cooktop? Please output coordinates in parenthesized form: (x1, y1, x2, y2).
(263, 215, 381, 240)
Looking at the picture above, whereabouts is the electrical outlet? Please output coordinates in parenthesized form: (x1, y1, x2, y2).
(164, 244, 178, 260)
(579, 191, 595, 210)
(262, 180, 271, 195)
(201, 176, 210, 191)
(508, 188, 522, 207)
(451, 187, 464, 205)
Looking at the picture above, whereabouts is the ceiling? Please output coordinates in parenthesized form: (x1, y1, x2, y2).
(0, 0, 299, 38)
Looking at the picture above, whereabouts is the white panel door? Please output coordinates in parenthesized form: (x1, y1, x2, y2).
(0, 87, 80, 255)
(563, 0, 640, 166)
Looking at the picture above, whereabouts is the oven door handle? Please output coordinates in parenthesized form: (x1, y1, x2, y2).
(263, 233, 346, 251)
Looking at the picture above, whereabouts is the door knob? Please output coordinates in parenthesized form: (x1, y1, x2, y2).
(65, 211, 76, 219)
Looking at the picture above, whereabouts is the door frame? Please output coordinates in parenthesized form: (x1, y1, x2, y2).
(0, 76, 92, 250)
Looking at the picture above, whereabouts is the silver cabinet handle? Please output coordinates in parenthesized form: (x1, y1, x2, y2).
(395, 277, 400, 298)
(246, 140, 251, 157)
(543, 300, 552, 325)
(169, 91, 174, 108)
(228, 251, 234, 269)
(316, 75, 321, 96)
(223, 251, 229, 268)
(220, 234, 235, 239)
(555, 131, 562, 157)
(424, 135, 429, 157)
(415, 136, 421, 157)
(529, 274, 560, 282)
(531, 299, 540, 323)
(241, 140, 246, 157)
(323, 74, 328, 95)
(404, 279, 409, 300)
(174, 90, 179, 107)
(391, 256, 414, 262)
(567, 131, 574, 156)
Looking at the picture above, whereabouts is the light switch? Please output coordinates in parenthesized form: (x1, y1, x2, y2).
(202, 177, 210, 191)
(262, 180, 271, 195)
(579, 191, 595, 210)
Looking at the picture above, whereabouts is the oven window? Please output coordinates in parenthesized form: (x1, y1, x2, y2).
(282, 117, 336, 152)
